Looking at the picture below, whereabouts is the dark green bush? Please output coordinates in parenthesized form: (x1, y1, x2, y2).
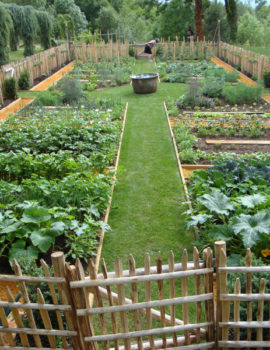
(18, 69, 30, 90)
(3, 77, 17, 100)
(60, 78, 82, 105)
(169, 72, 188, 83)
(203, 78, 225, 97)
(223, 83, 262, 104)
(35, 90, 62, 106)
(225, 71, 239, 83)
(263, 70, 270, 88)
(129, 46, 135, 57)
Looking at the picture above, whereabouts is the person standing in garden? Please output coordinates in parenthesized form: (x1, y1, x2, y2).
(187, 26, 194, 40)
(143, 39, 160, 60)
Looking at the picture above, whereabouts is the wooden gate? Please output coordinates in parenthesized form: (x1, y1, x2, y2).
(69, 247, 215, 350)
(0, 242, 270, 349)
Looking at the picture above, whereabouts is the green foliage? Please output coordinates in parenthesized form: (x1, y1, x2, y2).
(223, 83, 262, 104)
(203, 78, 225, 98)
(18, 69, 30, 90)
(0, 4, 12, 66)
(129, 46, 135, 57)
(187, 160, 270, 258)
(60, 78, 82, 104)
(0, 101, 124, 262)
(203, 1, 230, 42)
(96, 6, 119, 34)
(3, 77, 17, 99)
(20, 5, 38, 57)
(35, 90, 62, 106)
(263, 70, 270, 88)
(55, 0, 87, 34)
(4, 3, 21, 51)
(225, 71, 239, 82)
(237, 12, 264, 46)
(35, 10, 52, 50)
(157, 0, 193, 40)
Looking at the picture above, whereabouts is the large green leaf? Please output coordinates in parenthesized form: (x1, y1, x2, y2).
(232, 211, 270, 248)
(185, 214, 212, 229)
(237, 194, 267, 209)
(198, 190, 235, 215)
(21, 207, 51, 224)
(30, 230, 54, 253)
(9, 241, 38, 265)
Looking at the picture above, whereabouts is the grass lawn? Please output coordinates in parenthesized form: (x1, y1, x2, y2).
(90, 60, 192, 271)
(239, 45, 270, 57)
(9, 47, 43, 63)
(89, 61, 199, 337)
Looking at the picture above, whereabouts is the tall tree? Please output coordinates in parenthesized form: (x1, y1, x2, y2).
(224, 0, 237, 41)
(19, 5, 38, 56)
(35, 10, 52, 49)
(195, 0, 204, 39)
(0, 3, 13, 65)
(4, 3, 21, 51)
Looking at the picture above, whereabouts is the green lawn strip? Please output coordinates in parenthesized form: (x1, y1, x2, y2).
(90, 62, 198, 336)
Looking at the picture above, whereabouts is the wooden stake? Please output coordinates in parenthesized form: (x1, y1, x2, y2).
(129, 255, 143, 350)
(115, 257, 131, 350)
(168, 251, 177, 346)
(157, 252, 166, 348)
(144, 254, 155, 349)
(181, 250, 190, 345)
(6, 287, 29, 347)
(233, 278, 240, 342)
(101, 259, 119, 350)
(13, 259, 42, 348)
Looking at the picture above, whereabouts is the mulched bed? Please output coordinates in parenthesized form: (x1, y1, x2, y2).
(196, 134, 270, 154)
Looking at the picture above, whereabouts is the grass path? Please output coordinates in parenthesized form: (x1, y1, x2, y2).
(93, 61, 192, 271)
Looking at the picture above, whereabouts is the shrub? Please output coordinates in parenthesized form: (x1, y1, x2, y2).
(176, 81, 216, 109)
(223, 83, 262, 104)
(35, 90, 62, 106)
(203, 78, 224, 97)
(129, 46, 135, 57)
(169, 72, 188, 83)
(263, 70, 270, 88)
(60, 78, 82, 104)
(225, 71, 239, 83)
(3, 77, 17, 100)
(18, 69, 30, 90)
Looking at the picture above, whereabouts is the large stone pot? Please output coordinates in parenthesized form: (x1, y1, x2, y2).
(130, 73, 158, 94)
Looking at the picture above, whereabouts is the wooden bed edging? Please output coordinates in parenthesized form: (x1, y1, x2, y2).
(164, 101, 199, 240)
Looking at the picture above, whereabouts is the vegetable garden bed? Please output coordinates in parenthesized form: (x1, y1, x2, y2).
(0, 100, 127, 274)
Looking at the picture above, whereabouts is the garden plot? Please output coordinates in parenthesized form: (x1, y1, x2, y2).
(165, 63, 270, 263)
(0, 100, 126, 272)
(67, 58, 134, 92)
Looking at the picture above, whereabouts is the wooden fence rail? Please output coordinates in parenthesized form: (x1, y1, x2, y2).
(218, 41, 270, 80)
(0, 242, 269, 349)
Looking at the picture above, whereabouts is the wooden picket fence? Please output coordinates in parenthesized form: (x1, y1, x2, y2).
(0, 43, 70, 88)
(218, 41, 270, 80)
(0, 241, 269, 349)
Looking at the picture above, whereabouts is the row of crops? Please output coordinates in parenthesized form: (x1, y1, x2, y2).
(0, 59, 129, 265)
(165, 60, 270, 264)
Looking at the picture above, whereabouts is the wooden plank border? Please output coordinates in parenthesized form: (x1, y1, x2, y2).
(164, 101, 198, 239)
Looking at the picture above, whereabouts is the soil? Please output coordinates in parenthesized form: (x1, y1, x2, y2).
(196, 133, 270, 157)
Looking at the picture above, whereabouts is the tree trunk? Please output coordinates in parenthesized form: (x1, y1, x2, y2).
(195, 0, 204, 40)
(225, 0, 237, 42)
